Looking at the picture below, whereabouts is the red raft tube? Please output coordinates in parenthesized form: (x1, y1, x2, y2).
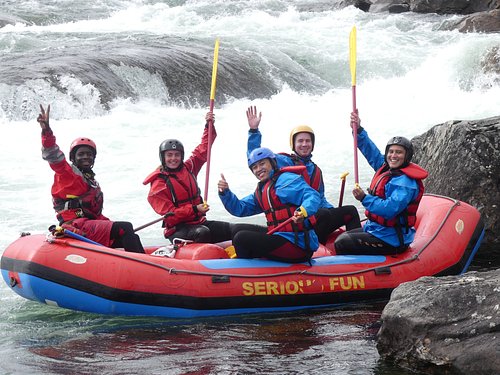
(1, 194, 485, 319)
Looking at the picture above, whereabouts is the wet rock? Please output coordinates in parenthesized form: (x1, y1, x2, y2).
(411, 116, 500, 245)
(0, 13, 28, 27)
(354, 0, 373, 12)
(369, 0, 405, 13)
(369, 0, 498, 14)
(302, 0, 372, 12)
(377, 269, 500, 374)
(446, 9, 500, 33)
(388, 4, 410, 13)
(409, 0, 495, 14)
(366, 0, 500, 32)
(480, 46, 500, 85)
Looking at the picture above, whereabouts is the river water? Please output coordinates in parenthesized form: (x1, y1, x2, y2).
(1, 1, 499, 374)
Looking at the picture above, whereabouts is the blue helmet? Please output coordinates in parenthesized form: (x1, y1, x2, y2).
(247, 147, 275, 168)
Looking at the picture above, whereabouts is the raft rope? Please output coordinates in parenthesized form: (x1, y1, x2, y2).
(46, 193, 460, 279)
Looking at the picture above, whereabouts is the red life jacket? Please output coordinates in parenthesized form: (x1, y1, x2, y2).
(280, 153, 324, 192)
(365, 163, 428, 228)
(254, 166, 309, 233)
(53, 174, 104, 224)
(153, 167, 205, 225)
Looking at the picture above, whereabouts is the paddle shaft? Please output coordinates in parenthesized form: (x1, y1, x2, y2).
(134, 217, 164, 232)
(352, 85, 359, 185)
(338, 172, 349, 207)
(134, 212, 174, 232)
(349, 26, 359, 185)
(267, 216, 295, 235)
(60, 228, 103, 246)
(203, 39, 220, 203)
(203, 99, 215, 203)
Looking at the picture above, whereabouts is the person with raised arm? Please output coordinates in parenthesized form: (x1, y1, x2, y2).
(144, 112, 265, 244)
(38, 104, 144, 253)
(334, 111, 428, 255)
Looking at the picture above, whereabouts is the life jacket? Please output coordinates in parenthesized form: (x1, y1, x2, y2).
(255, 166, 312, 247)
(365, 163, 428, 229)
(149, 167, 205, 226)
(280, 153, 324, 192)
(53, 173, 104, 224)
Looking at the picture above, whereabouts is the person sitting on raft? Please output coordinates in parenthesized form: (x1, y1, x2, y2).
(143, 112, 265, 244)
(218, 147, 321, 263)
(245, 105, 361, 245)
(37, 104, 145, 253)
(334, 111, 428, 255)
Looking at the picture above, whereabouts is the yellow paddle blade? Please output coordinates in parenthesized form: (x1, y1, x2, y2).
(340, 171, 349, 180)
(349, 26, 357, 87)
(210, 38, 220, 100)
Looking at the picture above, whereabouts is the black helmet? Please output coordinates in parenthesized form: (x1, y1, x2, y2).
(385, 136, 413, 166)
(159, 139, 184, 167)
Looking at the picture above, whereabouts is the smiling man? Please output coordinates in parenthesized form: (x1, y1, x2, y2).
(334, 111, 429, 255)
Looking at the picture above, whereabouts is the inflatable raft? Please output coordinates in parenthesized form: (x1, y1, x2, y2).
(1, 194, 485, 319)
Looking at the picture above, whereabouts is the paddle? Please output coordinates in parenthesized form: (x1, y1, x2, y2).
(133, 212, 174, 232)
(338, 171, 349, 207)
(267, 216, 295, 235)
(203, 38, 220, 204)
(49, 225, 103, 246)
(349, 26, 359, 186)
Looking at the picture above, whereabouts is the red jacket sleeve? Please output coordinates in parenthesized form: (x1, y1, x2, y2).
(41, 130, 89, 200)
(184, 123, 217, 174)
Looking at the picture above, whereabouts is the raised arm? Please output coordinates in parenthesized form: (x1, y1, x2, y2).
(185, 111, 217, 174)
(246, 106, 263, 157)
(351, 111, 385, 171)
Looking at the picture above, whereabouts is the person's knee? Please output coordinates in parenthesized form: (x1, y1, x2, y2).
(192, 226, 210, 243)
(333, 239, 344, 251)
(316, 208, 329, 219)
(113, 221, 134, 235)
(233, 231, 252, 258)
(344, 206, 361, 229)
(231, 223, 265, 237)
(121, 221, 134, 231)
(232, 231, 245, 247)
(334, 233, 350, 251)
